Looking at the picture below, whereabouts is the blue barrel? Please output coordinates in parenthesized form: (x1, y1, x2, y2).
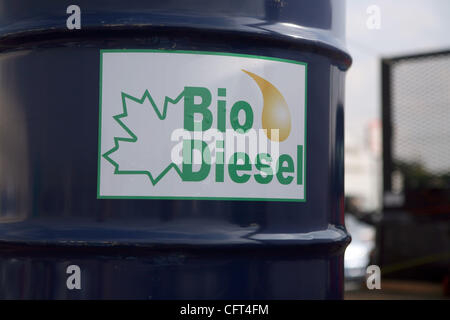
(0, 0, 351, 299)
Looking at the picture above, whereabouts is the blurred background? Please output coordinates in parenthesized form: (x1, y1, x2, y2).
(344, 0, 450, 299)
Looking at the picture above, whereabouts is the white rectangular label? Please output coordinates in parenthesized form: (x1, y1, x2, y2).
(98, 50, 307, 201)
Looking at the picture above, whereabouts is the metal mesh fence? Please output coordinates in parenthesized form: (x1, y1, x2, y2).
(387, 52, 450, 192)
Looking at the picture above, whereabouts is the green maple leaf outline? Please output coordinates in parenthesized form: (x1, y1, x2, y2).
(102, 89, 184, 186)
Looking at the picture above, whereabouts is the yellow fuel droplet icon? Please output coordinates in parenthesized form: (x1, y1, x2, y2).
(242, 70, 291, 142)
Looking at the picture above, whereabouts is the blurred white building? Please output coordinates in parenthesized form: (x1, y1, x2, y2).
(345, 120, 382, 212)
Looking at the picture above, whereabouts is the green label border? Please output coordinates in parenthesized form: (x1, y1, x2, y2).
(97, 49, 308, 202)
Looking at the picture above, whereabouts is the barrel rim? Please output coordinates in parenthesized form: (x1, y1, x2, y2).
(0, 23, 352, 69)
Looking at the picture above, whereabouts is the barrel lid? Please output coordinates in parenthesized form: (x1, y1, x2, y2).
(0, 1, 351, 66)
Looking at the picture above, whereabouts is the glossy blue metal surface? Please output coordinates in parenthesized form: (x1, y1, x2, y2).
(0, 0, 351, 299)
